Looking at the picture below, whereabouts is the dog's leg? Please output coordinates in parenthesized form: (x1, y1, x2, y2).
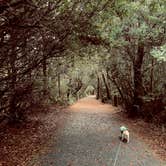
(121, 133, 123, 140)
(121, 133, 124, 141)
(127, 134, 129, 143)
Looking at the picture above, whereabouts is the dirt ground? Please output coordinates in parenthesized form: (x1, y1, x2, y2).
(0, 96, 165, 165)
(0, 105, 66, 166)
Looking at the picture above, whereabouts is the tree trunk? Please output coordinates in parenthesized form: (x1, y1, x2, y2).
(102, 73, 111, 100)
(96, 76, 102, 99)
(114, 95, 118, 107)
(132, 42, 145, 116)
(150, 58, 154, 93)
(58, 73, 61, 97)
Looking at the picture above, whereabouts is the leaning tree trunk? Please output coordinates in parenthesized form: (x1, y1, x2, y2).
(102, 73, 111, 100)
(96, 76, 102, 100)
(132, 42, 145, 116)
(58, 72, 61, 98)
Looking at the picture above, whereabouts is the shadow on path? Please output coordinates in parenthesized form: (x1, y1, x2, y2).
(31, 96, 164, 166)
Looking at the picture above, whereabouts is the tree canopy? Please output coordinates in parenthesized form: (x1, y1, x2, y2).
(0, 0, 165, 123)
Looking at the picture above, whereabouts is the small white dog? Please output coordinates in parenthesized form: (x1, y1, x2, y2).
(120, 126, 129, 143)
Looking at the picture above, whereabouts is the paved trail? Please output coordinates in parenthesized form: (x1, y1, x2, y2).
(31, 96, 165, 166)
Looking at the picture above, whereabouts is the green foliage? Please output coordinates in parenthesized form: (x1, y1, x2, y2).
(151, 44, 166, 61)
(0, 0, 165, 123)
(49, 50, 102, 102)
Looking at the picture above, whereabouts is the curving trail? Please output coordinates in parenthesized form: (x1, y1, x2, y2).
(31, 96, 165, 166)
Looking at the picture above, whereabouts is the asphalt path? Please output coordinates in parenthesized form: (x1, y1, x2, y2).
(31, 96, 165, 166)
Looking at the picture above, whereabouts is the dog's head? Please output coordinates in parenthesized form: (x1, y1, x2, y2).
(120, 126, 127, 131)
